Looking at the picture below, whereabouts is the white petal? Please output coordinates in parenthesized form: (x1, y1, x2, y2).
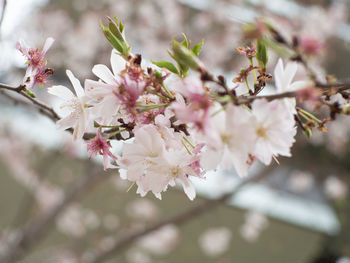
(119, 169, 127, 179)
(110, 50, 125, 76)
(85, 79, 114, 98)
(48, 85, 75, 101)
(92, 64, 116, 85)
(66, 70, 85, 98)
(200, 148, 222, 170)
(274, 58, 284, 92)
(289, 80, 309, 91)
(179, 177, 196, 201)
(56, 115, 76, 130)
(42, 37, 55, 54)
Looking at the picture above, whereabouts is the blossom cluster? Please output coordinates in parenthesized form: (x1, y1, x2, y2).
(16, 38, 55, 90)
(17, 18, 341, 201)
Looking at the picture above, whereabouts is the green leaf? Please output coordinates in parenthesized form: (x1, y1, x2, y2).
(192, 39, 204, 56)
(151, 61, 179, 74)
(172, 41, 203, 70)
(256, 39, 268, 69)
(100, 16, 130, 59)
(181, 33, 190, 48)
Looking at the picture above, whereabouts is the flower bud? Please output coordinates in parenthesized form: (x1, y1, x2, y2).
(171, 40, 205, 73)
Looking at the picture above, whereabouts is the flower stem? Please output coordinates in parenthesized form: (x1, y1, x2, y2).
(107, 129, 127, 138)
(161, 83, 175, 99)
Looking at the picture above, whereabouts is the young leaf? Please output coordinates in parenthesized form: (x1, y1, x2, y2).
(192, 39, 204, 56)
(181, 33, 190, 48)
(151, 61, 179, 74)
(256, 38, 268, 69)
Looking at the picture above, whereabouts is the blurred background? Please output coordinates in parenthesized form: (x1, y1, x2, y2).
(0, 0, 350, 262)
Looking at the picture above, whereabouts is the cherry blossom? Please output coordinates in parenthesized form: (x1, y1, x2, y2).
(48, 70, 90, 140)
(86, 128, 118, 170)
(251, 99, 296, 165)
(118, 124, 203, 200)
(16, 37, 55, 89)
(85, 50, 145, 125)
(171, 76, 211, 132)
(200, 104, 256, 177)
(274, 58, 309, 115)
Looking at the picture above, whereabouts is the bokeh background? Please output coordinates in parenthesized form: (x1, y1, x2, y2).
(0, 0, 350, 262)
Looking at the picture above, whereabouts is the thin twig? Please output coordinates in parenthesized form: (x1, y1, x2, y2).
(86, 168, 272, 263)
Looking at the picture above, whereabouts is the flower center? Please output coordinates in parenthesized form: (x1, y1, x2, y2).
(256, 125, 267, 139)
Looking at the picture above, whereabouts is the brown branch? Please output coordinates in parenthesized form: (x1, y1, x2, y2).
(86, 167, 272, 263)
(0, 165, 109, 263)
(238, 91, 296, 104)
(0, 83, 60, 121)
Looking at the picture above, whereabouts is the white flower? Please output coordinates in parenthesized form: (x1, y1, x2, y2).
(324, 176, 348, 200)
(137, 225, 179, 255)
(240, 210, 268, 243)
(118, 124, 202, 200)
(251, 99, 296, 165)
(48, 70, 90, 140)
(85, 50, 125, 124)
(199, 227, 232, 257)
(274, 58, 309, 115)
(200, 104, 256, 177)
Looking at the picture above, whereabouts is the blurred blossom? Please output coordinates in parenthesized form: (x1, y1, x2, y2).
(102, 214, 120, 231)
(198, 227, 232, 257)
(126, 248, 152, 263)
(98, 236, 116, 251)
(0, 228, 21, 256)
(240, 210, 268, 243)
(287, 170, 314, 193)
(300, 36, 323, 56)
(82, 209, 101, 230)
(324, 176, 348, 200)
(56, 204, 87, 237)
(51, 249, 77, 263)
(137, 224, 179, 255)
(337, 257, 350, 263)
(126, 199, 160, 221)
(35, 183, 64, 212)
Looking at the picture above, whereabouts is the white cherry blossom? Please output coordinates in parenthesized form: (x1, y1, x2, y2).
(200, 104, 256, 177)
(251, 99, 297, 165)
(48, 70, 90, 140)
(274, 58, 309, 115)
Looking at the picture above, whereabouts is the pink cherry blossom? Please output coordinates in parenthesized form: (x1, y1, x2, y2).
(85, 50, 145, 125)
(16, 37, 55, 89)
(86, 128, 118, 170)
(171, 76, 212, 132)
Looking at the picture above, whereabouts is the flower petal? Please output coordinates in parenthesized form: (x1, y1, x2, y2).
(92, 64, 116, 85)
(42, 37, 55, 54)
(48, 85, 75, 101)
(110, 50, 125, 76)
(66, 70, 85, 98)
